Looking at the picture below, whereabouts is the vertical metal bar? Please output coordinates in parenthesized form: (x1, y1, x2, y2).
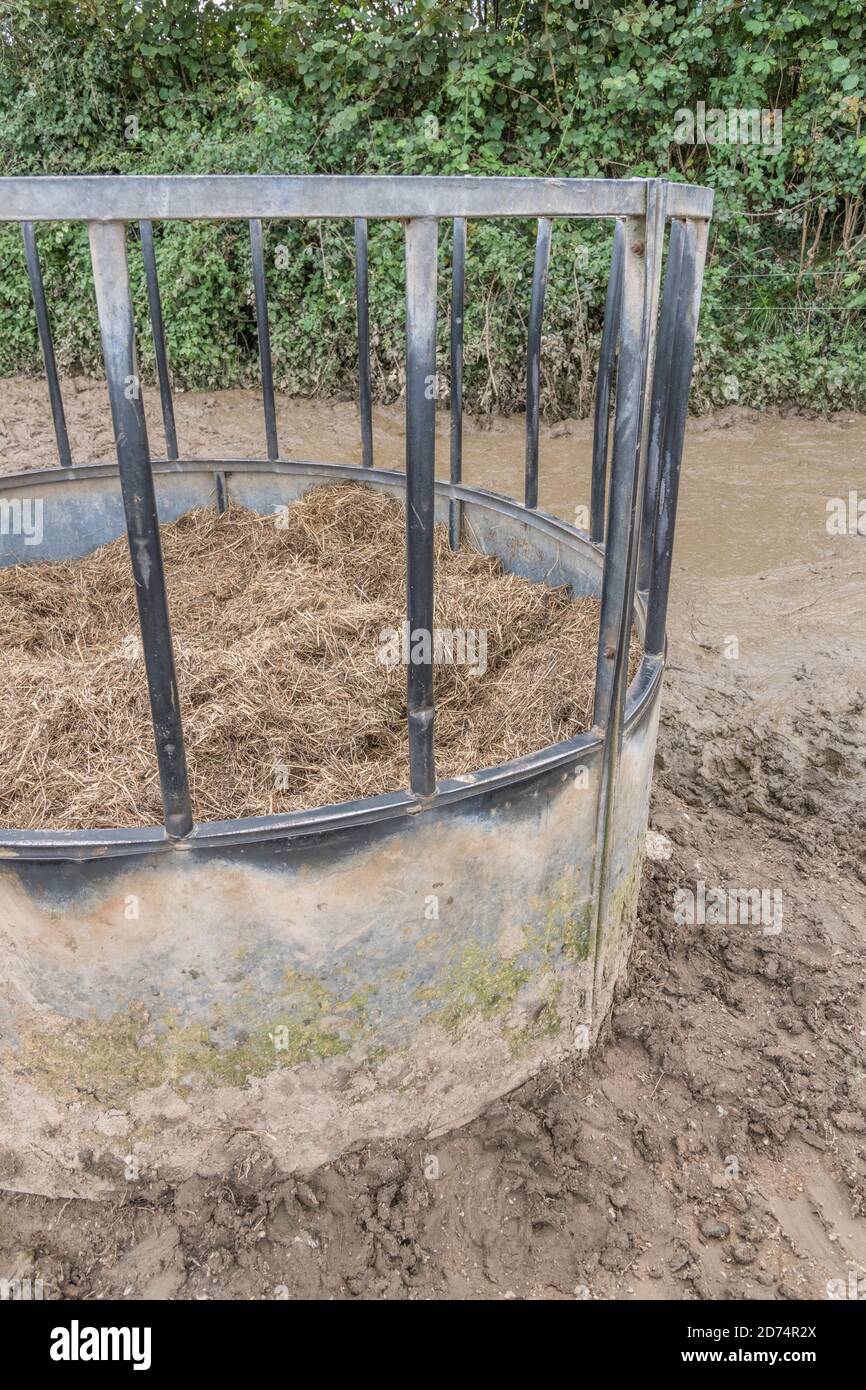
(139, 219, 179, 460)
(354, 217, 374, 469)
(250, 217, 278, 460)
(590, 181, 667, 1007)
(21, 221, 72, 468)
(634, 180, 670, 573)
(88, 220, 192, 840)
(404, 217, 438, 797)
(449, 216, 466, 550)
(593, 182, 667, 732)
(637, 218, 685, 592)
(524, 216, 552, 510)
(214, 471, 228, 514)
(645, 218, 709, 656)
(590, 219, 625, 543)
(591, 218, 647, 731)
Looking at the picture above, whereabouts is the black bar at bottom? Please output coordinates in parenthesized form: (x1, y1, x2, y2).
(14, 1296, 853, 1371)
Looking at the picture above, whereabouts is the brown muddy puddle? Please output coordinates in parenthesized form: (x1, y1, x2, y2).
(3, 378, 863, 573)
(2, 377, 865, 693)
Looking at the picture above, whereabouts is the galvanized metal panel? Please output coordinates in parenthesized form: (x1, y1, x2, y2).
(0, 176, 714, 225)
(0, 724, 622, 1197)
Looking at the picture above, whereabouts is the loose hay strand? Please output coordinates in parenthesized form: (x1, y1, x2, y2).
(0, 482, 638, 830)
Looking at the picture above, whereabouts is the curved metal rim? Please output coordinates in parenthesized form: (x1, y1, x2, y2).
(0, 460, 665, 860)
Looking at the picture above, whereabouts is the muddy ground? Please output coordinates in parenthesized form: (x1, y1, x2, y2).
(1, 382, 864, 1300)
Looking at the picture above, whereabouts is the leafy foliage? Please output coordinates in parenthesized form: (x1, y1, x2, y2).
(1, 1, 864, 414)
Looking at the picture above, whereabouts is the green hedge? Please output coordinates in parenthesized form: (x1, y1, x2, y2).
(1, 0, 864, 416)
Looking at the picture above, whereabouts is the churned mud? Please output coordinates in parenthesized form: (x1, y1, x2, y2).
(0, 383, 864, 1300)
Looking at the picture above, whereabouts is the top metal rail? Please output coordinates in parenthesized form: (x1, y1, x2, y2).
(0, 174, 713, 223)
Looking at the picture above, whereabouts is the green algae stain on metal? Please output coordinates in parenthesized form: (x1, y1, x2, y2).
(531, 875, 593, 961)
(596, 854, 644, 955)
(428, 944, 530, 1037)
(560, 901, 594, 961)
(6, 970, 373, 1105)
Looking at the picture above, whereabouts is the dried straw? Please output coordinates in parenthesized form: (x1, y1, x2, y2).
(0, 483, 636, 830)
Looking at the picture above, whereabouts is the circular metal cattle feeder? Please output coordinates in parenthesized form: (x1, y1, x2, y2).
(0, 175, 711, 1197)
